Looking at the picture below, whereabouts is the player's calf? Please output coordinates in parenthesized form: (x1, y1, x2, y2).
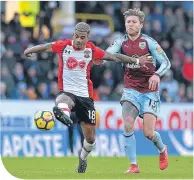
(77, 139, 96, 173)
(80, 139, 95, 160)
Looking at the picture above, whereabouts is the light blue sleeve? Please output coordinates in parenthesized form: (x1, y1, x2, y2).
(106, 37, 122, 54)
(146, 36, 171, 76)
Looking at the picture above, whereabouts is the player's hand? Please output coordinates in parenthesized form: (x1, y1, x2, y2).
(149, 74, 160, 91)
(24, 49, 35, 58)
(138, 53, 153, 67)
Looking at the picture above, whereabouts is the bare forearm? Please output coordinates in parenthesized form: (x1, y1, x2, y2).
(103, 52, 137, 64)
(25, 43, 52, 54)
(113, 53, 137, 64)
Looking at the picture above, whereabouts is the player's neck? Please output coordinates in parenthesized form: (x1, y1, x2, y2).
(128, 32, 141, 41)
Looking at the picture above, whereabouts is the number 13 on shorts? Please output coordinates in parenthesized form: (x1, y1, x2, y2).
(88, 110, 96, 123)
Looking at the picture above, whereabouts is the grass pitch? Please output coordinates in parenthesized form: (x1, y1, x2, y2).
(2, 156, 193, 179)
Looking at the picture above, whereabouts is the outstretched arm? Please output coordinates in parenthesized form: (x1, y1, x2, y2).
(103, 52, 137, 63)
(147, 39, 171, 77)
(103, 52, 152, 66)
(146, 38, 171, 90)
(24, 43, 53, 57)
(105, 36, 151, 65)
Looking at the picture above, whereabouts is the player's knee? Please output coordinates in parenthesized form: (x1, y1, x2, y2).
(124, 124, 133, 132)
(123, 116, 134, 132)
(85, 136, 95, 144)
(56, 94, 68, 104)
(55, 94, 74, 109)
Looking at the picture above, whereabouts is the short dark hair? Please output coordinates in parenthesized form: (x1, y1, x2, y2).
(123, 8, 145, 24)
(75, 22, 90, 34)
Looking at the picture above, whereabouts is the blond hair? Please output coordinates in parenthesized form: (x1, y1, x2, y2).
(75, 22, 90, 34)
(123, 8, 145, 24)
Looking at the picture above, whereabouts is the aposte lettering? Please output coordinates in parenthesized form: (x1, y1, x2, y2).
(2, 134, 64, 157)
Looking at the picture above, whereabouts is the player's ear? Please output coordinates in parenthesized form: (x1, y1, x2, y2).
(140, 23, 143, 29)
(86, 33, 90, 39)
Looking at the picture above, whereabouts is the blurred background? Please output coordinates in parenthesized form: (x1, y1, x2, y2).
(0, 1, 193, 102)
(0, 1, 193, 158)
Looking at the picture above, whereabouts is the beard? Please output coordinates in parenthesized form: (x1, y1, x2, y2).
(76, 44, 82, 50)
(73, 41, 82, 49)
(128, 29, 140, 36)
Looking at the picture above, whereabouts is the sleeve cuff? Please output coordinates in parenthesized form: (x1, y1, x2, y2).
(154, 73, 160, 77)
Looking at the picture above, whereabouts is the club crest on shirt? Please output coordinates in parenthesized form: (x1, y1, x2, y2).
(139, 42, 146, 49)
(84, 49, 91, 58)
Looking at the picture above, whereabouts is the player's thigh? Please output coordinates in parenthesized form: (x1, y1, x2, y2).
(76, 97, 96, 126)
(121, 88, 141, 117)
(122, 101, 139, 120)
(76, 97, 96, 143)
(55, 91, 75, 109)
(122, 101, 139, 131)
(121, 89, 140, 131)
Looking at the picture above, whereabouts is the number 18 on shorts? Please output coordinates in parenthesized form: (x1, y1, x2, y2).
(88, 110, 96, 124)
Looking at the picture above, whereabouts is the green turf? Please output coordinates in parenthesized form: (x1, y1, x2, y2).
(2, 156, 193, 179)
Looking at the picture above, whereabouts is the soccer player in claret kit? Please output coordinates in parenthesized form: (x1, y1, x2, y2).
(24, 22, 152, 173)
(107, 9, 171, 173)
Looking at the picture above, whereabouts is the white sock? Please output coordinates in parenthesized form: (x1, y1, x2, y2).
(160, 146, 166, 153)
(58, 103, 70, 117)
(80, 139, 95, 160)
(131, 162, 137, 165)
